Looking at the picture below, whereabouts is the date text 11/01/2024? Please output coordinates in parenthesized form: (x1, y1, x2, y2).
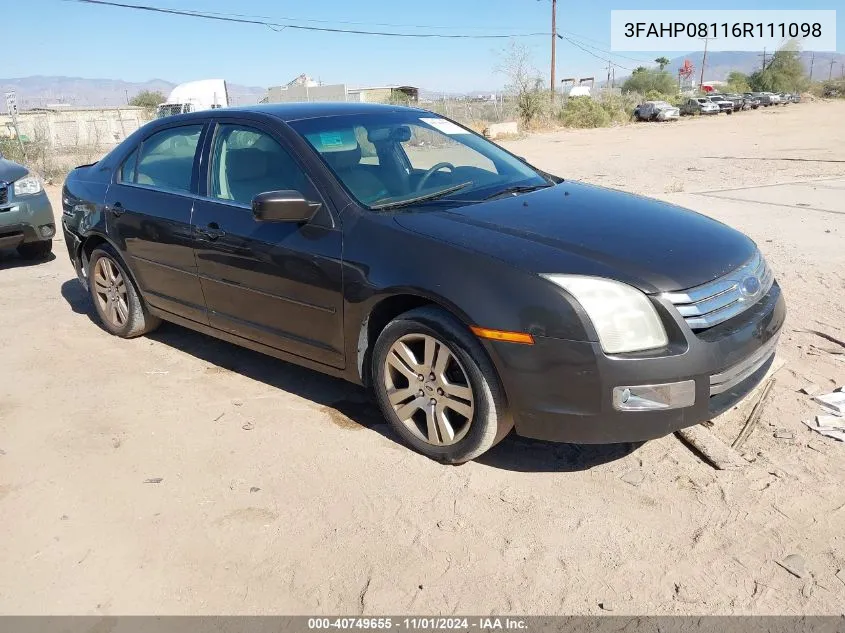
(623, 22, 822, 39)
(307, 618, 528, 630)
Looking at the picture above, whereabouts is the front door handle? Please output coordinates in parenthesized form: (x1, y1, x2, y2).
(196, 222, 225, 240)
(108, 202, 125, 217)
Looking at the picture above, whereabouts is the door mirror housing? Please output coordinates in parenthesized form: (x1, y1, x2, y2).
(252, 190, 321, 223)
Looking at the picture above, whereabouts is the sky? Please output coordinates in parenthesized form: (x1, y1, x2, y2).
(14, 0, 845, 93)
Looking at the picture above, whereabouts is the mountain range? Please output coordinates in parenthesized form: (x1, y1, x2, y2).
(0, 76, 267, 111)
(3, 50, 844, 112)
(663, 51, 844, 82)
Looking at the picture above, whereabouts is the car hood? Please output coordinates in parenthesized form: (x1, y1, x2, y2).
(0, 158, 29, 183)
(393, 182, 756, 294)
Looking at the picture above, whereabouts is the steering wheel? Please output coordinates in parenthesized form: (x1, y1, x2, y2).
(416, 162, 456, 191)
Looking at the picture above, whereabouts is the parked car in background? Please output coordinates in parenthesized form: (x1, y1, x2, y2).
(707, 95, 734, 114)
(767, 92, 782, 105)
(791, 93, 802, 103)
(743, 93, 761, 109)
(751, 92, 773, 106)
(723, 94, 748, 111)
(0, 153, 55, 260)
(680, 97, 720, 116)
(59, 102, 785, 463)
(634, 100, 680, 121)
(778, 93, 792, 105)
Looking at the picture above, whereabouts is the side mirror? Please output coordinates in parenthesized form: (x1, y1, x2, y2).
(252, 190, 321, 223)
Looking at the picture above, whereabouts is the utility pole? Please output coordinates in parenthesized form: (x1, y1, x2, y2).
(550, 0, 557, 102)
(761, 47, 767, 70)
(809, 52, 815, 80)
(698, 38, 710, 89)
(830, 59, 836, 80)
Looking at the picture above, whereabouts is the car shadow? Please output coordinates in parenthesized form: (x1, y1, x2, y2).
(58, 278, 641, 473)
(0, 249, 57, 269)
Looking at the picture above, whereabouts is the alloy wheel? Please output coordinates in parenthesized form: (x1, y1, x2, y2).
(93, 257, 130, 328)
(383, 333, 475, 446)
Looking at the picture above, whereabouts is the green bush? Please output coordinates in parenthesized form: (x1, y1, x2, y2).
(558, 97, 611, 128)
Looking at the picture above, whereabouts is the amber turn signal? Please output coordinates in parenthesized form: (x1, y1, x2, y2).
(470, 326, 534, 345)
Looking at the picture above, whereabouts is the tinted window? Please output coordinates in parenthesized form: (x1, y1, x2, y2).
(210, 124, 311, 206)
(118, 148, 138, 183)
(135, 124, 203, 194)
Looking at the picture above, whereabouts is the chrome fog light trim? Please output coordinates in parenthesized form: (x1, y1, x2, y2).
(612, 380, 696, 411)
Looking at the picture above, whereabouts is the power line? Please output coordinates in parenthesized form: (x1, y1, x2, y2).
(67, 0, 550, 38)
(557, 34, 633, 71)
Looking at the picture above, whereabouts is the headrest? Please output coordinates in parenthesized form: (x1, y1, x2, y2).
(227, 148, 269, 182)
(323, 145, 362, 170)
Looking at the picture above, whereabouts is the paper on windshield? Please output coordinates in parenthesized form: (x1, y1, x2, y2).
(419, 117, 468, 135)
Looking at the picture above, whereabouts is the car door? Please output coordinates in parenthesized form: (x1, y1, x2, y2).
(191, 118, 345, 368)
(105, 121, 209, 324)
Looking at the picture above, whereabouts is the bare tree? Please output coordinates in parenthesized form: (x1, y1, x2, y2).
(496, 41, 547, 126)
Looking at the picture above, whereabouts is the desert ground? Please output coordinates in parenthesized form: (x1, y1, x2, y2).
(1, 101, 844, 615)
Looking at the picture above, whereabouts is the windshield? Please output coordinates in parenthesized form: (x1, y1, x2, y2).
(289, 111, 549, 209)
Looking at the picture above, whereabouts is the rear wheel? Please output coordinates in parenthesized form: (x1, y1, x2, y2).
(372, 306, 513, 464)
(88, 246, 160, 338)
(17, 239, 52, 260)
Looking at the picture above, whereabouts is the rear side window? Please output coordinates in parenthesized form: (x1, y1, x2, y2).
(135, 124, 203, 194)
(118, 148, 138, 183)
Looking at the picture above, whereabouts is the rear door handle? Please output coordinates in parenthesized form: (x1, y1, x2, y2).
(196, 222, 225, 240)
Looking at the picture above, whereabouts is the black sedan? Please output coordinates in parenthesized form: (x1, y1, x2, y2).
(61, 103, 785, 463)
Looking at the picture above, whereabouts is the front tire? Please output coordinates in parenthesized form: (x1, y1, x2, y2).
(17, 239, 52, 260)
(371, 306, 513, 464)
(88, 246, 160, 338)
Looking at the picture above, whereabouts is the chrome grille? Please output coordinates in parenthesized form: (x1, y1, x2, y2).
(663, 251, 775, 330)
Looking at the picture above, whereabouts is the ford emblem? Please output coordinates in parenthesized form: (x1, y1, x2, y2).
(739, 275, 761, 297)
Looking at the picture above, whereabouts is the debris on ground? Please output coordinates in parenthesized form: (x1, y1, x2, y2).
(241, 421, 255, 431)
(676, 425, 747, 470)
(598, 601, 614, 611)
(803, 388, 845, 441)
(799, 384, 820, 396)
(619, 470, 645, 487)
(773, 430, 794, 440)
(836, 569, 845, 586)
(803, 416, 845, 442)
(249, 487, 261, 493)
(814, 389, 845, 416)
(776, 553, 806, 578)
(733, 378, 777, 449)
(143, 478, 164, 484)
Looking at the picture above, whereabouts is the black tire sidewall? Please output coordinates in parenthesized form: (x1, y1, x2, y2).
(88, 246, 147, 337)
(372, 309, 509, 463)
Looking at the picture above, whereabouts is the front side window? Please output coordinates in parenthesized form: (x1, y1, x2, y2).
(209, 124, 312, 206)
(290, 112, 549, 209)
(135, 124, 203, 193)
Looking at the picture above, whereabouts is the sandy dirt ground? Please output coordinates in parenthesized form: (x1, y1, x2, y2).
(1, 101, 844, 615)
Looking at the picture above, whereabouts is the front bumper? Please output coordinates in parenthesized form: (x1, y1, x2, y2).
(487, 282, 785, 444)
(0, 190, 55, 248)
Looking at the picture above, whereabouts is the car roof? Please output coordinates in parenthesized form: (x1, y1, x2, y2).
(156, 101, 430, 125)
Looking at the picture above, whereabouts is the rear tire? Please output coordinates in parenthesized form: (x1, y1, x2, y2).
(371, 306, 513, 464)
(17, 239, 52, 260)
(88, 245, 160, 338)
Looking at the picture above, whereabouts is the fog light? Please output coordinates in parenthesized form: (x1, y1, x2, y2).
(612, 381, 696, 411)
(39, 224, 55, 238)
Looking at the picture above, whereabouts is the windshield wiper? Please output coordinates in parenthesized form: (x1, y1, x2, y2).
(370, 181, 473, 210)
(484, 183, 553, 201)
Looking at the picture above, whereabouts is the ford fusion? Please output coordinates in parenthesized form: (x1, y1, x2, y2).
(61, 103, 784, 463)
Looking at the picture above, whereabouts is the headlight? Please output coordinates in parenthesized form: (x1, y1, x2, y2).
(542, 275, 668, 354)
(13, 175, 43, 197)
